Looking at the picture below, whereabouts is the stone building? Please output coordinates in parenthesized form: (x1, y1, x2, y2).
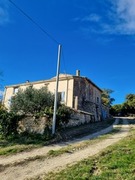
(3, 70, 103, 121)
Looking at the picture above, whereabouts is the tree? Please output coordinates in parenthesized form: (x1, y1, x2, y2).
(110, 104, 122, 116)
(110, 93, 135, 116)
(10, 86, 55, 114)
(0, 85, 71, 136)
(125, 94, 135, 108)
(101, 89, 115, 107)
(10, 86, 71, 133)
(122, 94, 135, 115)
(0, 109, 22, 137)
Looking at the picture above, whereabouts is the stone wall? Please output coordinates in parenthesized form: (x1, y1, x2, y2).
(64, 109, 94, 127)
(18, 116, 48, 134)
(17, 110, 95, 134)
(73, 77, 102, 121)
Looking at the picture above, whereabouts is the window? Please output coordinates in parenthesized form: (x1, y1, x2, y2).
(58, 91, 65, 103)
(61, 91, 65, 102)
(13, 87, 19, 94)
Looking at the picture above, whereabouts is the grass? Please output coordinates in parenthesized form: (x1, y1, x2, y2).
(0, 144, 39, 156)
(44, 129, 135, 180)
(0, 118, 115, 156)
(0, 134, 47, 156)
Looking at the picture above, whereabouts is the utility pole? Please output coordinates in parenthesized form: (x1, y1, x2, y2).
(52, 44, 62, 135)
(9, 0, 62, 135)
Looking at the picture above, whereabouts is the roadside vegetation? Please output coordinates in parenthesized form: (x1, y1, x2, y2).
(110, 94, 135, 117)
(44, 127, 135, 180)
(0, 86, 71, 155)
(0, 86, 71, 137)
(101, 89, 135, 117)
(0, 118, 115, 156)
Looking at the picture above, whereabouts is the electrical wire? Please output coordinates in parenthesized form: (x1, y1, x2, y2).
(9, 0, 69, 75)
(8, 0, 60, 45)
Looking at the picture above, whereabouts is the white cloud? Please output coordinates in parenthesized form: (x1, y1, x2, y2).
(72, 14, 101, 23)
(82, 14, 101, 22)
(75, 0, 135, 36)
(0, 0, 10, 25)
(108, 0, 135, 34)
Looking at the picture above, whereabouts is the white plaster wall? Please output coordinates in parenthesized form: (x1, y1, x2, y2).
(4, 78, 74, 109)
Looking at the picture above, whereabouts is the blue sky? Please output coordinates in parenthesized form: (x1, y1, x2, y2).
(0, 0, 135, 104)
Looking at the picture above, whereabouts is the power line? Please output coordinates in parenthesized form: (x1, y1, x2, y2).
(9, 0, 69, 83)
(9, 0, 65, 135)
(9, 0, 60, 45)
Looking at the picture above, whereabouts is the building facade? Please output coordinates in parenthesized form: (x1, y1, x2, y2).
(3, 71, 103, 121)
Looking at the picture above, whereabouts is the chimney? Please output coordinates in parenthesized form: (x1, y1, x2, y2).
(76, 70, 80, 76)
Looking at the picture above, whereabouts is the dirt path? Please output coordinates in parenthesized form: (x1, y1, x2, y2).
(0, 119, 119, 167)
(0, 118, 131, 180)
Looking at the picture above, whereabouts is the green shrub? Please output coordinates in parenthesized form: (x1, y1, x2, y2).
(10, 86, 54, 115)
(0, 100, 6, 111)
(0, 109, 23, 137)
(56, 105, 71, 128)
(44, 105, 71, 130)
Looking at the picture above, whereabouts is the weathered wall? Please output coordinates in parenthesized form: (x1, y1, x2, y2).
(17, 110, 94, 134)
(65, 109, 94, 127)
(18, 116, 48, 134)
(73, 77, 102, 121)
